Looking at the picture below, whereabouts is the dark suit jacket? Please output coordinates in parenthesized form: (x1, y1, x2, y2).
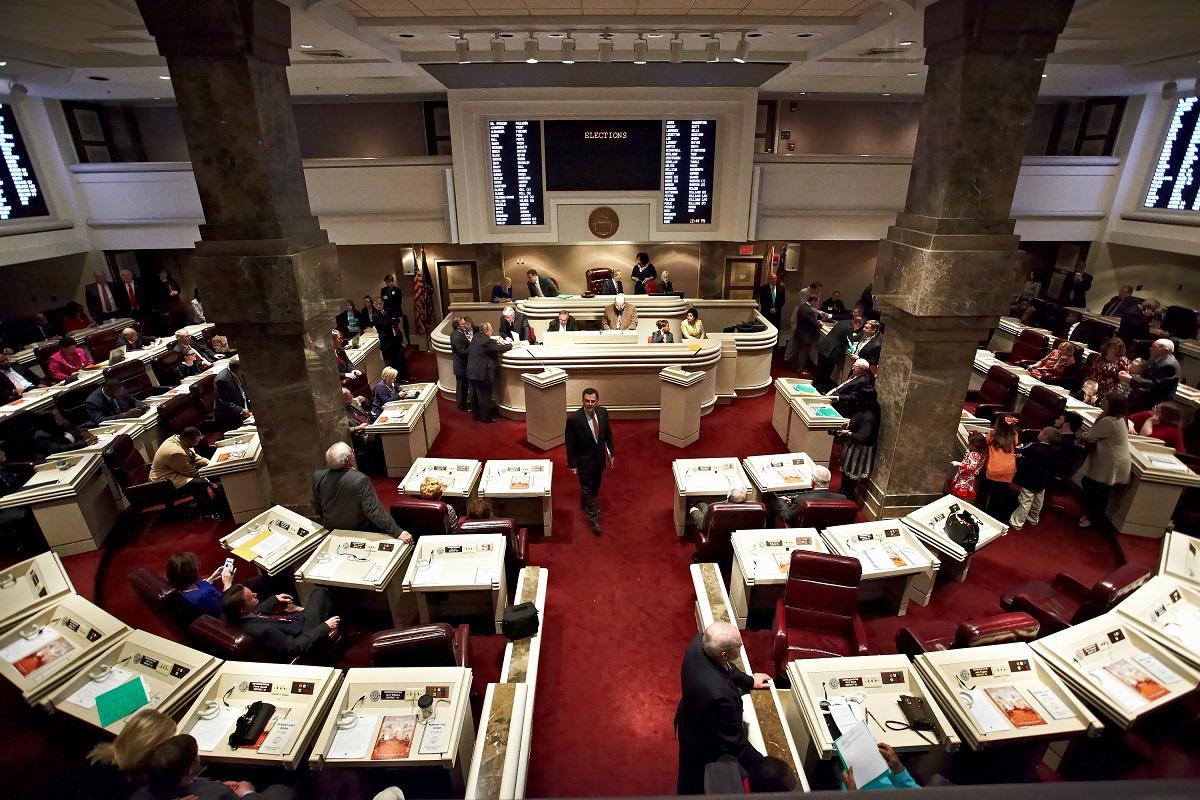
(214, 369, 249, 429)
(1101, 296, 1140, 318)
(548, 317, 580, 332)
(131, 775, 291, 800)
(371, 380, 399, 419)
(792, 303, 823, 346)
(564, 406, 613, 477)
(233, 595, 328, 659)
(450, 328, 473, 376)
(85, 386, 142, 425)
(600, 278, 624, 295)
(1065, 319, 1108, 349)
(658, 280, 675, 294)
(0, 365, 40, 404)
(335, 346, 354, 376)
(856, 335, 882, 366)
(1118, 310, 1150, 345)
(756, 283, 786, 322)
(818, 319, 859, 360)
(830, 373, 872, 416)
(1058, 271, 1093, 307)
(1132, 354, 1181, 406)
(674, 633, 762, 771)
(499, 313, 533, 342)
(113, 279, 145, 313)
(380, 284, 402, 316)
(312, 466, 402, 536)
(84, 281, 119, 321)
(526, 276, 559, 297)
(466, 333, 512, 382)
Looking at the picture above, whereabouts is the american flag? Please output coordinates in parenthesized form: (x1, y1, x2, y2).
(413, 245, 436, 335)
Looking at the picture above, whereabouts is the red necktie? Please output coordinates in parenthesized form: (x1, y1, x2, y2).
(127, 283, 138, 310)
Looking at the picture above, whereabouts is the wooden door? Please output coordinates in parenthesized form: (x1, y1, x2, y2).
(436, 260, 479, 318)
(724, 257, 762, 300)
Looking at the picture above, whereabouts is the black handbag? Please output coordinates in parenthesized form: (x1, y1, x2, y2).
(898, 694, 936, 731)
(501, 602, 540, 641)
(944, 510, 980, 553)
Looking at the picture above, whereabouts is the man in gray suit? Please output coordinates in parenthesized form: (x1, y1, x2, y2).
(312, 442, 411, 541)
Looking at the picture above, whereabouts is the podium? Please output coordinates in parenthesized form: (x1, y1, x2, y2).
(521, 367, 568, 450)
(659, 366, 705, 447)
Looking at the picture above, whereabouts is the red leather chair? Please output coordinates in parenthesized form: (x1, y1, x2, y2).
(895, 612, 1040, 658)
(54, 381, 96, 428)
(187, 614, 338, 664)
(790, 498, 859, 530)
(370, 623, 469, 668)
(585, 268, 613, 295)
(455, 517, 527, 597)
(128, 567, 203, 637)
(693, 501, 767, 580)
(390, 498, 451, 539)
(33, 342, 60, 372)
(995, 329, 1050, 365)
(151, 351, 185, 386)
(104, 358, 162, 401)
(1000, 564, 1152, 635)
(85, 328, 121, 362)
(772, 550, 869, 677)
(190, 373, 219, 427)
(1016, 385, 1067, 442)
(965, 365, 1020, 419)
(102, 433, 194, 517)
(157, 393, 206, 436)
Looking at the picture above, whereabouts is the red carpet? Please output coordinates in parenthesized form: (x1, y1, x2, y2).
(0, 350, 1196, 799)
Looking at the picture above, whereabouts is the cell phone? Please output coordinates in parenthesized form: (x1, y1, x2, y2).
(223, 557, 235, 574)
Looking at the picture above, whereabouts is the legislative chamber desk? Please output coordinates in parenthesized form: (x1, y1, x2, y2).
(1159, 530, 1200, 586)
(742, 452, 816, 498)
(729, 528, 827, 629)
(221, 506, 329, 577)
(1032, 613, 1200, 729)
(180, 662, 341, 769)
(1116, 575, 1200, 669)
(310, 666, 475, 790)
(400, 457, 482, 517)
(0, 594, 130, 704)
(9, 316, 135, 373)
(786, 654, 960, 774)
(0, 552, 74, 633)
(46, 629, 220, 732)
(402, 534, 507, 633)
(367, 383, 442, 477)
(200, 432, 272, 523)
(688, 562, 810, 791)
(477, 459, 554, 536)
(902, 495, 1008, 582)
(430, 298, 776, 419)
(294, 529, 415, 628)
(784, 396, 844, 466)
(0, 452, 120, 556)
(672, 457, 754, 537)
(823, 520, 940, 616)
(345, 331, 384, 384)
(771, 379, 822, 448)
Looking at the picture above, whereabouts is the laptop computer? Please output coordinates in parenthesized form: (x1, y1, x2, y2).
(108, 346, 127, 364)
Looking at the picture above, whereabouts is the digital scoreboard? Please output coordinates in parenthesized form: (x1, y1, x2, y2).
(0, 102, 49, 222)
(489, 120, 545, 226)
(1143, 96, 1200, 212)
(543, 119, 662, 192)
(663, 119, 716, 225)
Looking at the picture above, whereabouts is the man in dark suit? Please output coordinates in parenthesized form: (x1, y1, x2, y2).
(1101, 285, 1140, 318)
(1062, 311, 1107, 349)
(0, 354, 44, 404)
(221, 583, 339, 660)
(784, 295, 829, 372)
(548, 309, 579, 332)
(313, 442, 411, 539)
(526, 268, 559, 298)
(1057, 263, 1093, 307)
(1118, 299, 1158, 348)
(499, 306, 533, 342)
(21, 313, 56, 346)
(815, 313, 864, 393)
(600, 270, 625, 296)
(379, 274, 410, 346)
(213, 357, 251, 431)
(773, 465, 847, 524)
(564, 387, 614, 534)
(114, 268, 145, 318)
(330, 330, 359, 379)
(854, 320, 883, 366)
(450, 315, 475, 410)
(1130, 338, 1181, 409)
(85, 271, 120, 322)
(675, 621, 768, 794)
(756, 273, 786, 332)
(828, 358, 873, 416)
(466, 322, 512, 423)
(85, 378, 146, 425)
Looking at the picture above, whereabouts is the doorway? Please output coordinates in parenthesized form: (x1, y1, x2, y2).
(724, 257, 763, 300)
(436, 260, 480, 318)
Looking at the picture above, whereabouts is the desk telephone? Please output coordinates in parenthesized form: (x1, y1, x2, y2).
(229, 701, 275, 749)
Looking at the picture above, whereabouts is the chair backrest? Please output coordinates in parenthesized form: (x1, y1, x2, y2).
(1012, 329, 1050, 362)
(102, 433, 151, 489)
(1162, 305, 1197, 340)
(390, 499, 451, 538)
(33, 342, 59, 370)
(128, 567, 202, 633)
(701, 501, 767, 558)
(85, 328, 121, 362)
(370, 623, 460, 668)
(953, 612, 1040, 648)
(979, 365, 1019, 408)
(104, 358, 154, 399)
(1085, 563, 1152, 617)
(456, 517, 516, 538)
(1020, 386, 1067, 431)
(781, 550, 862, 634)
(158, 393, 205, 436)
(198, 325, 218, 343)
(795, 498, 859, 530)
(151, 351, 184, 386)
(187, 615, 258, 660)
(55, 382, 96, 427)
(192, 373, 216, 415)
(585, 267, 613, 295)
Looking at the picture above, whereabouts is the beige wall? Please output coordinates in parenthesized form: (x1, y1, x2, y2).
(500, 244, 703, 298)
(0, 252, 93, 319)
(1093, 243, 1200, 310)
(772, 99, 922, 156)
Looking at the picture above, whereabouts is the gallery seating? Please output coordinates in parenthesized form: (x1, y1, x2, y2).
(788, 498, 859, 530)
(966, 365, 1020, 419)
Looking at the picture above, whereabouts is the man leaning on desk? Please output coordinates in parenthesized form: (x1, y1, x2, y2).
(313, 442, 413, 543)
(86, 377, 147, 425)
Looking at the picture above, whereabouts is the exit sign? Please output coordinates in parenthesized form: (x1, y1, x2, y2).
(738, 244, 754, 255)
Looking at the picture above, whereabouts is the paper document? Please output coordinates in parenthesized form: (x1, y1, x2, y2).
(828, 700, 862, 735)
(1028, 686, 1075, 720)
(419, 720, 450, 755)
(189, 706, 242, 752)
(963, 688, 1012, 733)
(363, 562, 385, 583)
(252, 532, 291, 559)
(414, 560, 445, 584)
(65, 666, 132, 708)
(858, 546, 892, 573)
(1088, 667, 1149, 712)
(328, 713, 378, 759)
(475, 566, 495, 585)
(1147, 455, 1188, 472)
(96, 676, 150, 728)
(257, 718, 299, 756)
(834, 720, 888, 787)
(305, 557, 341, 581)
(0, 626, 61, 663)
(1131, 653, 1182, 685)
(21, 474, 63, 490)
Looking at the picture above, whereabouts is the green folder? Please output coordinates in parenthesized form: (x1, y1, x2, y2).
(793, 384, 818, 394)
(815, 406, 842, 418)
(96, 677, 149, 728)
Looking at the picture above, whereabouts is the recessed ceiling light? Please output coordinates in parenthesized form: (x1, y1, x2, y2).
(798, 91, 806, 95)
(747, 33, 765, 39)
(882, 92, 891, 96)
(158, 75, 170, 80)
(548, 32, 566, 39)
(859, 153, 871, 157)
(153, 97, 160, 100)
(646, 33, 664, 39)
(299, 43, 314, 49)
(906, 71, 918, 76)
(899, 40, 915, 46)
(0, 61, 7, 67)
(794, 33, 813, 38)
(499, 33, 515, 39)
(1042, 73, 1048, 78)
(87, 75, 110, 81)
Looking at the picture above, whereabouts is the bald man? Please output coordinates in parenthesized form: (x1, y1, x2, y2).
(602, 294, 637, 331)
(675, 621, 769, 794)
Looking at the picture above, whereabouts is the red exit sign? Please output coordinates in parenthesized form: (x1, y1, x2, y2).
(738, 244, 754, 255)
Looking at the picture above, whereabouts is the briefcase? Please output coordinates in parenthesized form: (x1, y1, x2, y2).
(501, 602, 540, 641)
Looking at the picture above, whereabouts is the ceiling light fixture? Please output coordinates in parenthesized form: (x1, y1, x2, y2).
(562, 35, 576, 64)
(882, 92, 891, 96)
(455, 35, 470, 64)
(158, 75, 170, 80)
(491, 33, 505, 62)
(598, 34, 614, 63)
(524, 33, 539, 64)
(299, 43, 314, 49)
(669, 34, 683, 64)
(1042, 73, 1048, 78)
(633, 35, 648, 65)
(899, 40, 915, 46)
(733, 32, 749, 63)
(647, 32, 664, 39)
(705, 36, 720, 63)
(906, 71, 918, 76)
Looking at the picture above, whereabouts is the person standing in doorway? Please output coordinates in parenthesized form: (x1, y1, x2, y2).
(379, 274, 410, 347)
(565, 387, 614, 535)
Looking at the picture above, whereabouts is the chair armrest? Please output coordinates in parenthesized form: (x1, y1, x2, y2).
(974, 403, 1005, 420)
(772, 599, 789, 677)
(454, 623, 470, 669)
(850, 615, 870, 655)
(1051, 572, 1091, 599)
(1008, 593, 1074, 635)
(507, 527, 528, 565)
(125, 479, 178, 509)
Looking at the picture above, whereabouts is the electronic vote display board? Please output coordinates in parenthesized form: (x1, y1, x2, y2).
(0, 102, 50, 221)
(662, 119, 716, 225)
(489, 120, 545, 227)
(1143, 96, 1200, 212)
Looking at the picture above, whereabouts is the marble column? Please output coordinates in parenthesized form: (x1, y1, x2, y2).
(136, 0, 347, 515)
(863, 0, 1075, 519)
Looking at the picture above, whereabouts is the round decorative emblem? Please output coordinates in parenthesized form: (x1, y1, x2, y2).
(238, 681, 249, 692)
(370, 690, 381, 702)
(587, 206, 620, 239)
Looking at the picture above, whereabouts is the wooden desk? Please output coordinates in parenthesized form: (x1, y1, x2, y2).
(823, 520, 940, 616)
(1108, 443, 1200, 539)
(478, 459, 553, 536)
(901, 495, 1007, 582)
(1115, 576, 1200, 670)
(671, 457, 754, 538)
(729, 528, 827, 629)
(771, 379, 821, 447)
(345, 332, 384, 383)
(403, 534, 507, 633)
(294, 529, 415, 628)
(399, 457, 482, 517)
(786, 396, 843, 466)
(0, 552, 75, 633)
(179, 661, 341, 769)
(0, 453, 120, 556)
(368, 383, 441, 477)
(221, 505, 328, 577)
(200, 432, 272, 523)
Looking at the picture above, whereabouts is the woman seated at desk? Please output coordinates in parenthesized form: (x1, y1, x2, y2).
(336, 299, 363, 342)
(1128, 402, 1185, 452)
(60, 302, 92, 333)
(651, 319, 674, 343)
(371, 366, 402, 420)
(1027, 340, 1076, 381)
(681, 307, 706, 340)
(657, 270, 675, 294)
(47, 336, 94, 382)
(420, 475, 458, 530)
(492, 276, 514, 304)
